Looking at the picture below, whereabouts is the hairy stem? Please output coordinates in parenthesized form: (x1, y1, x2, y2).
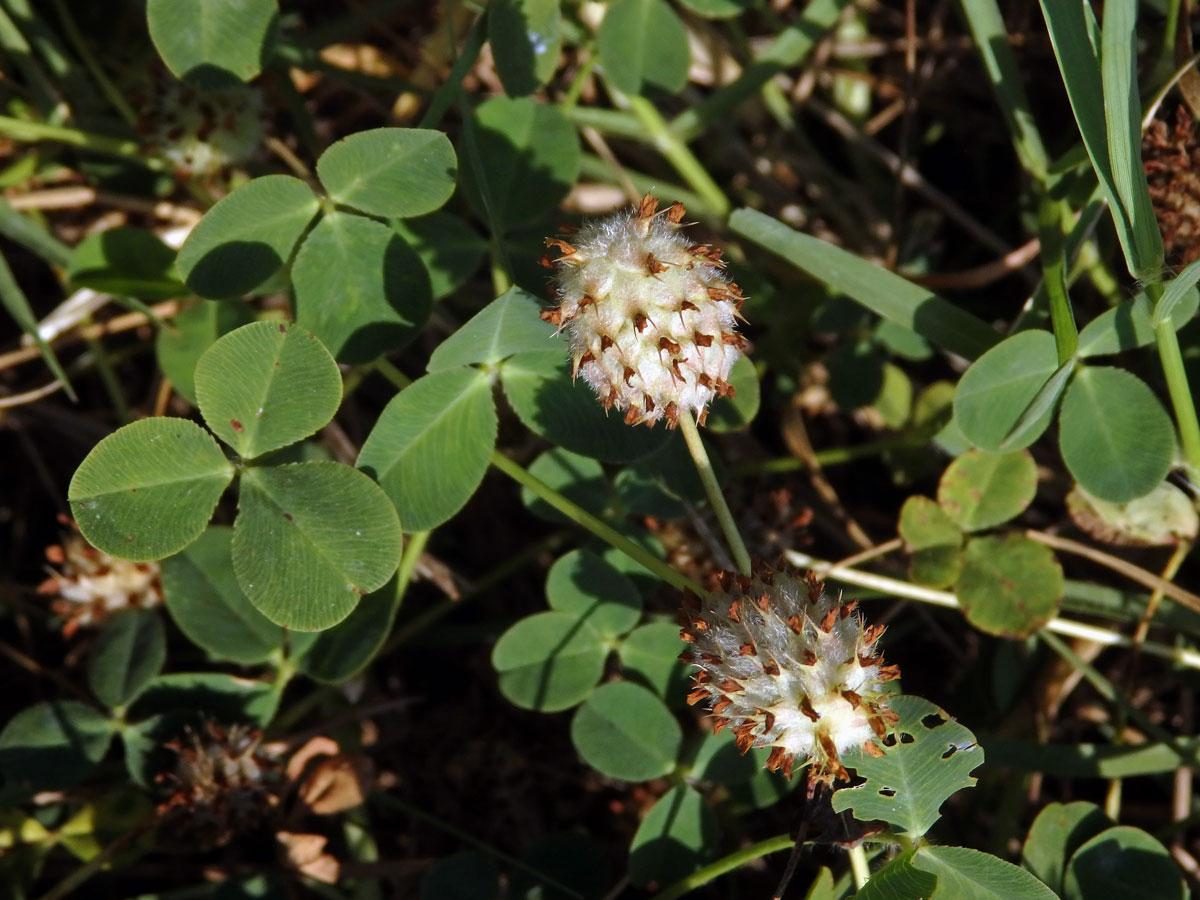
(677, 411, 752, 575)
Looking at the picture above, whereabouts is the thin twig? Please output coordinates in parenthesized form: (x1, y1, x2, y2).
(785, 549, 1200, 670)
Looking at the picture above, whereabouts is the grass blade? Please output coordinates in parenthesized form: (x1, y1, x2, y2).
(1099, 0, 1163, 280)
(730, 208, 999, 360)
(960, 0, 1049, 181)
(0, 250, 75, 400)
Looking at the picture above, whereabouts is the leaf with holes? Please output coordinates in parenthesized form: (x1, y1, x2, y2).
(831, 695, 983, 839)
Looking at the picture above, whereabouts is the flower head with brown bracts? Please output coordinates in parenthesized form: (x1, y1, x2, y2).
(679, 565, 899, 783)
(38, 517, 162, 638)
(540, 194, 747, 428)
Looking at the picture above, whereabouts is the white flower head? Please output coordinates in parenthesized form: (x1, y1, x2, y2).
(680, 565, 899, 782)
(541, 194, 747, 428)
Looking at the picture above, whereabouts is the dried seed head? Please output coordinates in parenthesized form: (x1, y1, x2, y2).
(680, 566, 898, 783)
(541, 194, 745, 427)
(157, 721, 281, 849)
(1144, 105, 1200, 265)
(38, 519, 162, 638)
(138, 74, 264, 176)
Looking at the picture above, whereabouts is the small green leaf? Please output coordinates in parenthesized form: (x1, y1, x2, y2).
(391, 212, 487, 300)
(1022, 801, 1111, 896)
(0, 702, 113, 796)
(296, 574, 401, 683)
(957, 534, 1063, 638)
(195, 321, 342, 459)
(546, 549, 642, 638)
(67, 227, 184, 300)
(489, 0, 563, 96)
(854, 851, 938, 900)
(1077, 288, 1199, 357)
(86, 610, 166, 708)
(177, 175, 318, 298)
(937, 449, 1038, 531)
(357, 368, 497, 531)
(146, 0, 276, 85)
(598, 0, 690, 96)
(316, 127, 457, 219)
(461, 97, 581, 230)
(954, 330, 1059, 451)
(628, 785, 718, 887)
(69, 417, 234, 561)
(571, 682, 680, 781)
(520, 447, 610, 525)
(492, 611, 607, 711)
(1059, 367, 1175, 503)
(293, 212, 432, 363)
(233, 462, 403, 631)
(156, 300, 256, 406)
(1063, 825, 1186, 900)
(501, 349, 671, 462)
(898, 495, 963, 588)
(706, 355, 760, 432)
(832, 695, 983, 839)
(913, 845, 1059, 900)
(427, 287, 557, 372)
(129, 672, 278, 727)
(618, 622, 691, 704)
(161, 526, 283, 664)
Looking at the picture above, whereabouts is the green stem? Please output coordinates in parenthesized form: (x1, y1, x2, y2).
(848, 844, 870, 888)
(561, 52, 598, 113)
(1153, 313, 1200, 480)
(650, 833, 796, 900)
(677, 411, 751, 575)
(490, 449, 702, 595)
(0, 116, 169, 171)
(619, 93, 731, 220)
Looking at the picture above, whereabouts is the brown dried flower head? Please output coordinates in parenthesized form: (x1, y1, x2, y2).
(680, 566, 899, 783)
(157, 721, 281, 849)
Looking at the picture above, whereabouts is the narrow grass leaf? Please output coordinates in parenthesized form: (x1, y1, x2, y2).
(1099, 0, 1163, 281)
(0, 250, 74, 399)
(960, 0, 1048, 180)
(1153, 259, 1200, 325)
(730, 209, 998, 360)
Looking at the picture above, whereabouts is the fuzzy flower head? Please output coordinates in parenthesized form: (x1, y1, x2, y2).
(680, 566, 899, 782)
(38, 520, 161, 638)
(541, 194, 747, 428)
(139, 77, 264, 176)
